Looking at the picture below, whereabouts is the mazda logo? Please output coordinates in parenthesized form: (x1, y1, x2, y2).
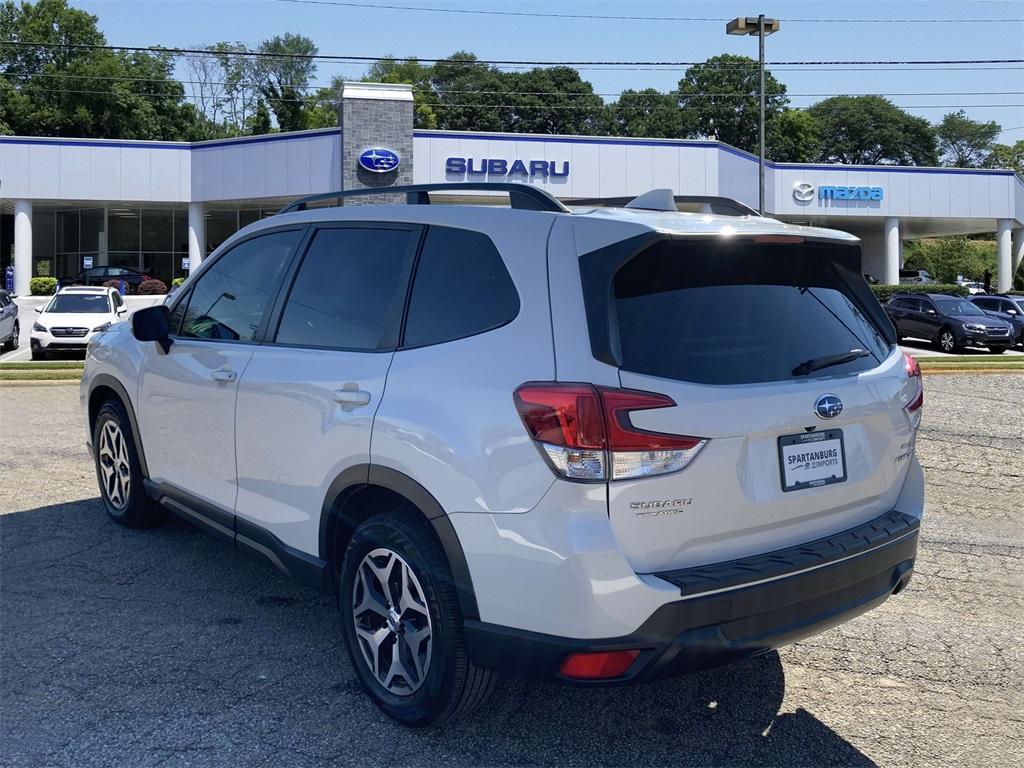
(793, 182, 814, 202)
(815, 394, 843, 419)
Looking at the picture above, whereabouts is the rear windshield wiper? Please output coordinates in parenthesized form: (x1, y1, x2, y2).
(791, 348, 870, 377)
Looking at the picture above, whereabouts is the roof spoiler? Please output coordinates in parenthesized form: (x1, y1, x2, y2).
(573, 191, 760, 217)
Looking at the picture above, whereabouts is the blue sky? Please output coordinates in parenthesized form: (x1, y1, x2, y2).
(75, 0, 1024, 141)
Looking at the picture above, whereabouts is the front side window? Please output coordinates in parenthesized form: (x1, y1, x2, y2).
(180, 230, 299, 342)
(275, 227, 417, 350)
(45, 294, 111, 314)
(403, 226, 519, 348)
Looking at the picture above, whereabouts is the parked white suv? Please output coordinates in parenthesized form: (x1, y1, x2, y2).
(81, 184, 924, 726)
(31, 285, 127, 359)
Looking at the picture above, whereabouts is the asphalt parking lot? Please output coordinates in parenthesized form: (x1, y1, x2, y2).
(1, 378, 1022, 767)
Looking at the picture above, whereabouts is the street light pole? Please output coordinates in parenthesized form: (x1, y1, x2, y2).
(726, 15, 780, 216)
(758, 14, 765, 217)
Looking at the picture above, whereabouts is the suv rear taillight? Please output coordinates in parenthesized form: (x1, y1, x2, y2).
(903, 353, 924, 428)
(513, 383, 707, 481)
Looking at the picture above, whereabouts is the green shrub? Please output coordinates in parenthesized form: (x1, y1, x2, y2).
(137, 278, 168, 295)
(902, 237, 996, 284)
(870, 284, 969, 303)
(171, 277, 185, 288)
(29, 277, 57, 295)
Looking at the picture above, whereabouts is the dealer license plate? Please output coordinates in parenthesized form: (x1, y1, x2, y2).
(778, 429, 847, 492)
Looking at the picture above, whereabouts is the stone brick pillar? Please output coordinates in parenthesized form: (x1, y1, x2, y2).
(339, 82, 414, 203)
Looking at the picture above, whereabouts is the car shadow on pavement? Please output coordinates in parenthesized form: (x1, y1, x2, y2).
(1, 499, 878, 768)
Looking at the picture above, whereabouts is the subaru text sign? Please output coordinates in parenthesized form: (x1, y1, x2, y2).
(446, 157, 569, 179)
(793, 182, 884, 202)
(358, 147, 400, 173)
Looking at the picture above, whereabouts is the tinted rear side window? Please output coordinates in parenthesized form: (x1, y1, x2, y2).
(609, 240, 891, 385)
(275, 226, 417, 350)
(402, 226, 519, 348)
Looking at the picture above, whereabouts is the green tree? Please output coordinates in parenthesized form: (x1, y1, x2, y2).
(675, 54, 788, 153)
(903, 237, 996, 283)
(984, 140, 1024, 176)
(247, 99, 272, 135)
(768, 109, 821, 162)
(503, 67, 606, 135)
(255, 32, 317, 132)
(364, 57, 438, 128)
(0, 0, 204, 140)
(430, 52, 510, 132)
(808, 96, 938, 166)
(936, 110, 1000, 167)
(610, 88, 682, 138)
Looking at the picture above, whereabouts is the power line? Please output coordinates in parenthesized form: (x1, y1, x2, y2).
(3, 72, 1020, 99)
(269, 0, 1023, 24)
(10, 84, 1023, 111)
(2, 40, 1022, 68)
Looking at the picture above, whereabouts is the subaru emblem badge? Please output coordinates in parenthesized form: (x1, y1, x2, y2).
(358, 147, 400, 174)
(814, 394, 843, 419)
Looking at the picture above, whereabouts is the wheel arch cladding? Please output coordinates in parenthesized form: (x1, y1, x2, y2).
(88, 374, 149, 477)
(320, 464, 480, 621)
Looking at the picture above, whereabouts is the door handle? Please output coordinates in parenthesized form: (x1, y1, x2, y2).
(333, 384, 371, 409)
(211, 369, 237, 383)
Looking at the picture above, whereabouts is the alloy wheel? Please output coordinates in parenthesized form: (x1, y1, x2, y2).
(940, 331, 955, 352)
(98, 420, 131, 510)
(352, 548, 433, 695)
(11, 323, 18, 349)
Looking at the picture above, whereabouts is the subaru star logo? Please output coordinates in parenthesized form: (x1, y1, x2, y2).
(358, 147, 400, 173)
(793, 182, 814, 202)
(815, 394, 843, 419)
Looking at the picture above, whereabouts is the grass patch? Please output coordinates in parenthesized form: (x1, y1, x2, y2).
(0, 361, 85, 370)
(0, 369, 83, 381)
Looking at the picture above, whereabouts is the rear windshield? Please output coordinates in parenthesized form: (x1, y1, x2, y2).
(607, 239, 891, 386)
(45, 294, 111, 314)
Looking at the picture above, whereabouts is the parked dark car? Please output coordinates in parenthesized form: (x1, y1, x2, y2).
(885, 293, 1015, 353)
(0, 289, 19, 352)
(70, 266, 149, 288)
(969, 294, 1024, 347)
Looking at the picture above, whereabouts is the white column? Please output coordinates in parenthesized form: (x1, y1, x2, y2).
(996, 219, 1012, 293)
(884, 217, 900, 286)
(13, 200, 32, 296)
(1012, 228, 1024, 278)
(187, 202, 206, 275)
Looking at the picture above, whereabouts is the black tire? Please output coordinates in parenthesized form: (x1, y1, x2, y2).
(339, 511, 494, 727)
(2, 322, 18, 352)
(989, 347, 1007, 354)
(92, 399, 163, 527)
(30, 347, 47, 361)
(935, 327, 960, 354)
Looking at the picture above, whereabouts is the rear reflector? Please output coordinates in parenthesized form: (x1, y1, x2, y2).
(513, 383, 707, 481)
(559, 650, 640, 680)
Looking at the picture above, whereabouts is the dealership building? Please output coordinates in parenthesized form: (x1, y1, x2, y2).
(2, 81, 1023, 296)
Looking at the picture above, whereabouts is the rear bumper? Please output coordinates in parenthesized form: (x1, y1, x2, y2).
(464, 510, 919, 684)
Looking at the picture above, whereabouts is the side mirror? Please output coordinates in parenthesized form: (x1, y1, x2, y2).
(116, 306, 127, 315)
(1007, 309, 1019, 316)
(926, 309, 937, 315)
(132, 304, 172, 353)
(35, 306, 43, 313)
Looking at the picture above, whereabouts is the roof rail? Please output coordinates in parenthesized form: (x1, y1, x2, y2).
(277, 182, 570, 215)
(566, 193, 760, 217)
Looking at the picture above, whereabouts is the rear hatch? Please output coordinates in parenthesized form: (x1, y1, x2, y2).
(583, 235, 919, 574)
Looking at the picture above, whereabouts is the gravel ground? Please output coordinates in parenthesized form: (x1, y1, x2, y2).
(1, 377, 1022, 768)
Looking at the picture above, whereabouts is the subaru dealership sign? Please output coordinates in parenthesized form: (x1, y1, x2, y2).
(446, 157, 570, 179)
(793, 182, 884, 202)
(358, 147, 400, 173)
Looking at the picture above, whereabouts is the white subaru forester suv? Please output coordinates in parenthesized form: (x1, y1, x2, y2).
(81, 184, 924, 726)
